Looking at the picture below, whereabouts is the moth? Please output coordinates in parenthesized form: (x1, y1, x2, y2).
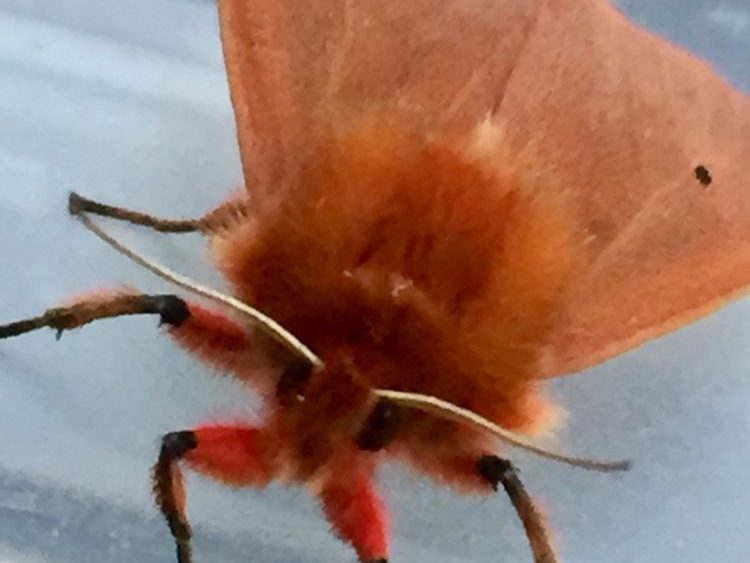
(2, 1, 749, 562)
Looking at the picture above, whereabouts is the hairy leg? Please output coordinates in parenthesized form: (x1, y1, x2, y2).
(68, 191, 247, 235)
(152, 424, 275, 563)
(392, 421, 557, 563)
(68, 192, 202, 233)
(318, 466, 390, 563)
(478, 455, 557, 563)
(0, 290, 276, 387)
(0, 291, 189, 339)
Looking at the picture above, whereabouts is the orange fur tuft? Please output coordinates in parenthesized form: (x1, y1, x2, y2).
(208, 118, 581, 486)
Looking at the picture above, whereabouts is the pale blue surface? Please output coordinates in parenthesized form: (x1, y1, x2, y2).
(0, 1, 748, 562)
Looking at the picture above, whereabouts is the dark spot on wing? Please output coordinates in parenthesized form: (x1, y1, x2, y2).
(694, 164, 712, 187)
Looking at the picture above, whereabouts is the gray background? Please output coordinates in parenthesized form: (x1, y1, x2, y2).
(0, 1, 748, 562)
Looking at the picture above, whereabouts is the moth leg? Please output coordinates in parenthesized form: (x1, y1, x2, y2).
(152, 424, 274, 563)
(478, 455, 558, 563)
(68, 192, 203, 233)
(68, 192, 247, 235)
(0, 291, 189, 340)
(153, 431, 197, 563)
(0, 289, 274, 391)
(318, 467, 390, 563)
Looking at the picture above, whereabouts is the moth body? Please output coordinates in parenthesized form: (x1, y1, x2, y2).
(187, 120, 579, 490)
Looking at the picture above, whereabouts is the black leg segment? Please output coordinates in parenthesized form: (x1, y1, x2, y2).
(356, 398, 402, 452)
(275, 356, 316, 406)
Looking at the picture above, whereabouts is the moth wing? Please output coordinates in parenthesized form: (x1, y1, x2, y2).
(218, 0, 750, 376)
(217, 0, 544, 204)
(500, 2, 750, 377)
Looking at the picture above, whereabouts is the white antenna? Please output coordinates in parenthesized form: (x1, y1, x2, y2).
(76, 209, 630, 473)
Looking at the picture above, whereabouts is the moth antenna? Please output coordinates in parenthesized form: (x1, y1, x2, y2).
(373, 389, 631, 473)
(76, 208, 627, 474)
(75, 211, 323, 369)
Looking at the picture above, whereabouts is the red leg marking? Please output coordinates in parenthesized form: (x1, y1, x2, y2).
(167, 303, 254, 372)
(319, 470, 389, 562)
(184, 424, 273, 487)
(391, 419, 495, 492)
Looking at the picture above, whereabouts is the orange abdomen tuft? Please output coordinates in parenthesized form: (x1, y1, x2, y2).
(211, 118, 580, 437)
